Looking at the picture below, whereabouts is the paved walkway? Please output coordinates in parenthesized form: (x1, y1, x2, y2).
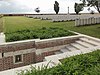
(0, 32, 5, 43)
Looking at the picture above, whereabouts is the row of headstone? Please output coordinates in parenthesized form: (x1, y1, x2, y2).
(25, 15, 100, 23)
(75, 17, 100, 26)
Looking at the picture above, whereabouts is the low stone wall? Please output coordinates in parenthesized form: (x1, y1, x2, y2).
(0, 41, 36, 71)
(0, 35, 81, 71)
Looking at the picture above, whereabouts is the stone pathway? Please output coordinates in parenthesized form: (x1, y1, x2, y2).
(0, 32, 5, 43)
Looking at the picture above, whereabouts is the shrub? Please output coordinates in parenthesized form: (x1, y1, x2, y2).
(5, 27, 76, 42)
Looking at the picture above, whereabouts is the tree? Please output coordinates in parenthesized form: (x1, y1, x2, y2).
(54, 1, 59, 14)
(35, 7, 40, 13)
(74, 3, 84, 14)
(80, 0, 100, 13)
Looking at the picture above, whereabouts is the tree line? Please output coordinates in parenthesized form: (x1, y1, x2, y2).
(35, 0, 100, 14)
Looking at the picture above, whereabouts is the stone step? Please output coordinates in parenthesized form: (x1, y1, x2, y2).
(66, 45, 78, 51)
(80, 38, 99, 46)
(55, 51, 63, 55)
(60, 48, 70, 53)
(76, 41, 94, 48)
(45, 55, 61, 65)
(67, 50, 82, 56)
(71, 43, 86, 50)
(80, 49, 92, 54)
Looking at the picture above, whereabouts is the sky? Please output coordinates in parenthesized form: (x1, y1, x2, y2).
(0, 0, 98, 14)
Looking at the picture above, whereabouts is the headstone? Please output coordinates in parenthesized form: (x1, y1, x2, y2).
(84, 19, 87, 25)
(75, 19, 78, 26)
(86, 18, 88, 25)
(82, 19, 85, 25)
(80, 19, 83, 26)
(99, 17, 100, 23)
(96, 18, 99, 24)
(91, 17, 94, 24)
(88, 18, 91, 25)
(94, 18, 97, 24)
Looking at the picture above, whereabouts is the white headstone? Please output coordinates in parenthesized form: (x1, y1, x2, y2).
(94, 18, 97, 24)
(88, 18, 91, 25)
(86, 18, 88, 25)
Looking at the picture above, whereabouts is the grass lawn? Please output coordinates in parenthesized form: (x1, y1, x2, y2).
(4, 16, 100, 39)
(0, 18, 3, 32)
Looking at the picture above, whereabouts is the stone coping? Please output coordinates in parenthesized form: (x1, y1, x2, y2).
(0, 34, 81, 45)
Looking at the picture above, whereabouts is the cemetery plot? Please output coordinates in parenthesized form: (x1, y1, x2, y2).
(4, 16, 100, 41)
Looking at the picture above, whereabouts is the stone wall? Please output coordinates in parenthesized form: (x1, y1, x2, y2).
(0, 35, 80, 71)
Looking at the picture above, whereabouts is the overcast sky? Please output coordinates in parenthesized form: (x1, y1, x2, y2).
(0, 0, 98, 14)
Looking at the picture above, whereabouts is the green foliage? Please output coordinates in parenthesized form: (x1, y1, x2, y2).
(74, 3, 84, 14)
(80, 0, 100, 13)
(54, 1, 59, 14)
(5, 27, 75, 42)
(18, 50, 100, 75)
(35, 7, 40, 13)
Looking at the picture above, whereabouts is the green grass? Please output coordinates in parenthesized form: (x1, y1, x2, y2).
(0, 18, 3, 32)
(18, 50, 100, 75)
(4, 16, 100, 39)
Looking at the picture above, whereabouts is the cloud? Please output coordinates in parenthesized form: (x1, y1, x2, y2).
(0, 0, 98, 14)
